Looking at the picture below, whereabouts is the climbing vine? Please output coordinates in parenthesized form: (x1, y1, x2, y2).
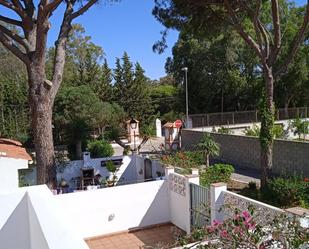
(259, 93, 275, 149)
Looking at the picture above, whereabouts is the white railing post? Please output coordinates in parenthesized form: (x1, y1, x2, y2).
(164, 166, 174, 177)
(210, 183, 227, 224)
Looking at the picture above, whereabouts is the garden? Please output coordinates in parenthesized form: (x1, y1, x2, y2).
(160, 133, 309, 210)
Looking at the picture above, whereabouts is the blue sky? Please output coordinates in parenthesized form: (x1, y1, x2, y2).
(1, 0, 307, 80)
(49, 0, 307, 80)
(49, 0, 179, 80)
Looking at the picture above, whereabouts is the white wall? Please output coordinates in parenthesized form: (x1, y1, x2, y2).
(58, 154, 165, 188)
(168, 172, 191, 234)
(55, 180, 170, 238)
(58, 156, 135, 188)
(0, 157, 28, 194)
(0, 186, 90, 249)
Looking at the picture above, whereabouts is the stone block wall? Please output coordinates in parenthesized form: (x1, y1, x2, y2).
(182, 129, 309, 176)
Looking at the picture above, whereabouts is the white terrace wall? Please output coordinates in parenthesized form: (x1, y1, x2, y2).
(0, 185, 89, 249)
(167, 168, 199, 234)
(0, 157, 28, 194)
(55, 180, 170, 239)
(182, 129, 309, 176)
(58, 154, 164, 188)
(209, 183, 284, 226)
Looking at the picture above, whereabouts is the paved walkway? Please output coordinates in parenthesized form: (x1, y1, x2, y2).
(231, 166, 261, 186)
(86, 224, 183, 249)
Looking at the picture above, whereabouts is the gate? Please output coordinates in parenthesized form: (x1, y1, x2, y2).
(190, 183, 210, 228)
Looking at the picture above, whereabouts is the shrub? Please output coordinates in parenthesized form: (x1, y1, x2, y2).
(161, 151, 204, 170)
(218, 126, 233, 134)
(273, 124, 285, 139)
(200, 164, 234, 187)
(245, 124, 260, 137)
(263, 176, 309, 208)
(87, 139, 114, 158)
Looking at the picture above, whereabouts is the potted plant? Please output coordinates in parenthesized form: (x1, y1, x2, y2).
(106, 161, 118, 187)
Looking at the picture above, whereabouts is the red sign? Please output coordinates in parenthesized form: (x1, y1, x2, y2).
(174, 119, 182, 128)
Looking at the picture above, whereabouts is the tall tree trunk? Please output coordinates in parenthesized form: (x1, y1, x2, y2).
(76, 139, 82, 160)
(260, 67, 275, 187)
(28, 66, 56, 187)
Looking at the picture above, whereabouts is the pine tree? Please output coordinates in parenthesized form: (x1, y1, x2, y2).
(132, 62, 154, 124)
(113, 57, 124, 104)
(96, 59, 113, 102)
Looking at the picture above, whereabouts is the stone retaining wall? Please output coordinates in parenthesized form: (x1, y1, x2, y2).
(182, 129, 309, 176)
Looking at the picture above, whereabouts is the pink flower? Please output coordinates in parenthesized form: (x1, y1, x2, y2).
(245, 221, 256, 230)
(242, 211, 251, 219)
(212, 219, 222, 227)
(220, 229, 229, 238)
(233, 226, 243, 235)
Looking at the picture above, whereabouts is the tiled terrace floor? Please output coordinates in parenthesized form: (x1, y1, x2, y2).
(85, 223, 184, 249)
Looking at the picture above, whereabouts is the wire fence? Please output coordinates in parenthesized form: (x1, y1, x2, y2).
(189, 107, 309, 128)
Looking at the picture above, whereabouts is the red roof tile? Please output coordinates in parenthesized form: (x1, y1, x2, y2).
(0, 138, 32, 161)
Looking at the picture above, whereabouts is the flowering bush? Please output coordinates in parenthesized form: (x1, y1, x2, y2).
(177, 207, 308, 249)
(161, 151, 203, 171)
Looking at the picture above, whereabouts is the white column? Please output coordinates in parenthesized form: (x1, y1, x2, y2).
(210, 183, 227, 224)
(156, 119, 162, 137)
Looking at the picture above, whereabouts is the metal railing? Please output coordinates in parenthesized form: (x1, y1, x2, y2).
(189, 107, 308, 128)
(190, 183, 210, 228)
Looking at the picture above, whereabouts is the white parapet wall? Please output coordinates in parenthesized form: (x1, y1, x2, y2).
(55, 179, 170, 239)
(0, 157, 28, 194)
(0, 185, 89, 249)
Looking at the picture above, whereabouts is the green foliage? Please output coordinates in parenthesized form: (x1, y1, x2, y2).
(217, 127, 233, 134)
(113, 52, 154, 125)
(0, 43, 29, 140)
(273, 124, 285, 139)
(245, 124, 260, 137)
(263, 176, 309, 208)
(161, 110, 183, 123)
(106, 160, 117, 173)
(195, 133, 220, 157)
(87, 140, 114, 158)
(54, 85, 103, 157)
(259, 94, 275, 149)
(161, 151, 203, 170)
(200, 164, 234, 187)
(291, 117, 309, 140)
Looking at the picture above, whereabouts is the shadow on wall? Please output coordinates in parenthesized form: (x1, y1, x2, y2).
(138, 180, 170, 228)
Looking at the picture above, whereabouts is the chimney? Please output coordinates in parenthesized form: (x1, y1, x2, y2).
(83, 152, 91, 167)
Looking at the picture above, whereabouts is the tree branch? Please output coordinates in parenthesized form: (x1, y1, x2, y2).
(51, 1, 74, 99)
(0, 0, 25, 18)
(223, 0, 263, 60)
(0, 32, 29, 64)
(0, 24, 30, 51)
(22, 0, 35, 19)
(275, 2, 309, 77)
(0, 15, 22, 26)
(45, 0, 63, 16)
(269, 0, 281, 64)
(257, 20, 270, 59)
(70, 0, 98, 20)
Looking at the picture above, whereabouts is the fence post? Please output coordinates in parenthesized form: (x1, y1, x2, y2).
(255, 110, 258, 122)
(207, 114, 209, 126)
(210, 183, 227, 224)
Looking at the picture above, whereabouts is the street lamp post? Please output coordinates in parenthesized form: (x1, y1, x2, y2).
(181, 67, 189, 127)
